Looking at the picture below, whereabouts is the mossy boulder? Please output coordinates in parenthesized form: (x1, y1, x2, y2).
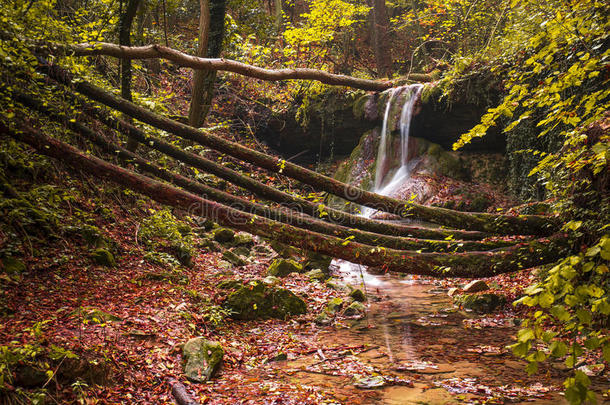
(343, 301, 366, 317)
(305, 269, 327, 282)
(1, 256, 26, 276)
(232, 233, 254, 247)
(349, 288, 366, 302)
(262, 276, 280, 286)
(304, 252, 332, 272)
(217, 279, 243, 290)
(91, 248, 116, 267)
(213, 228, 235, 244)
(456, 293, 506, 314)
(170, 243, 193, 267)
(222, 250, 246, 267)
(199, 237, 222, 252)
(231, 246, 251, 258)
(267, 259, 303, 277)
(182, 338, 224, 382)
(268, 240, 301, 259)
(224, 281, 307, 320)
(326, 297, 344, 314)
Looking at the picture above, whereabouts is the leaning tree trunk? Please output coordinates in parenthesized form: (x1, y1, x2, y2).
(119, 0, 140, 151)
(1, 120, 570, 278)
(38, 61, 557, 236)
(14, 86, 521, 253)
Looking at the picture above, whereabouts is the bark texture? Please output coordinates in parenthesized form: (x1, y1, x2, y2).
(1, 121, 570, 278)
(67, 43, 434, 90)
(39, 61, 557, 236)
(118, 0, 140, 151)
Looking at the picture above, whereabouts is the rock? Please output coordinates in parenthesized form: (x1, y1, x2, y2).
(463, 280, 489, 293)
(325, 278, 349, 292)
(170, 243, 193, 267)
(456, 293, 506, 314)
(447, 287, 460, 297)
(1, 256, 26, 276)
(252, 244, 274, 256)
(200, 237, 222, 252)
(268, 240, 301, 259)
(315, 312, 332, 325)
(305, 269, 327, 281)
(79, 224, 107, 248)
(91, 248, 116, 267)
(232, 233, 254, 247)
(304, 252, 332, 272)
(217, 260, 232, 270)
(224, 281, 307, 320)
(231, 246, 251, 258)
(182, 337, 224, 382)
(267, 259, 302, 277)
(326, 297, 344, 314)
(222, 250, 246, 266)
(353, 375, 386, 389)
(349, 288, 366, 302)
(196, 218, 217, 231)
(217, 279, 243, 290)
(262, 276, 280, 286)
(213, 228, 235, 243)
(343, 301, 366, 317)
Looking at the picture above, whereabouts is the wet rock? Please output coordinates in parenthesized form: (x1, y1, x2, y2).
(305, 269, 327, 282)
(222, 250, 246, 266)
(267, 259, 302, 277)
(349, 288, 366, 302)
(91, 248, 116, 267)
(1, 256, 26, 276)
(224, 281, 306, 320)
(447, 287, 460, 297)
(463, 280, 489, 293)
(182, 338, 224, 382)
(456, 293, 506, 314)
(343, 301, 366, 317)
(213, 228, 235, 243)
(353, 375, 385, 389)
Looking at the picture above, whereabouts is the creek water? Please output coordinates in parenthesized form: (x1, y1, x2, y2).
(286, 87, 568, 403)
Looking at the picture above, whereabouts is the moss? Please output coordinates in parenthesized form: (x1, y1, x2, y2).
(420, 83, 442, 105)
(304, 269, 327, 281)
(224, 281, 306, 320)
(182, 338, 224, 382)
(267, 259, 302, 277)
(222, 250, 246, 266)
(344, 301, 366, 317)
(1, 256, 26, 276)
(91, 248, 116, 267)
(73, 306, 121, 324)
(217, 279, 243, 290)
(213, 228, 235, 243)
(349, 288, 366, 302)
(455, 293, 506, 314)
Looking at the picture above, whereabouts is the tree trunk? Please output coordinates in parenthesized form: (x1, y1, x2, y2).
(367, 0, 392, 77)
(40, 61, 557, 236)
(2, 121, 570, 278)
(119, 0, 140, 151)
(187, 0, 226, 128)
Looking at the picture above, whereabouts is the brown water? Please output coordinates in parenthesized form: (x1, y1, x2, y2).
(272, 264, 573, 404)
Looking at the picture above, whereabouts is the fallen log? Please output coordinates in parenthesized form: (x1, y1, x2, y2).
(15, 89, 519, 252)
(2, 121, 570, 278)
(65, 42, 435, 91)
(40, 83, 490, 241)
(39, 61, 559, 236)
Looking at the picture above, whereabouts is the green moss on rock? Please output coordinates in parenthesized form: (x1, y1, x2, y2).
(182, 338, 223, 382)
(91, 248, 116, 267)
(267, 259, 302, 277)
(213, 228, 235, 243)
(224, 282, 306, 320)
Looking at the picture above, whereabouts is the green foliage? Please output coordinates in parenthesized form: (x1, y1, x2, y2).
(139, 208, 194, 266)
(511, 234, 610, 404)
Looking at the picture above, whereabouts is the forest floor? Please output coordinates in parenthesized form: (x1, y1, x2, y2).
(2, 140, 609, 405)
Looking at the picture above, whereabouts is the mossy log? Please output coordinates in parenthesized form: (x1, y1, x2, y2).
(15, 90, 517, 253)
(39, 61, 558, 236)
(35, 84, 489, 242)
(2, 121, 570, 278)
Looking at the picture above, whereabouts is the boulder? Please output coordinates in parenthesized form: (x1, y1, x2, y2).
(456, 293, 506, 314)
(267, 259, 302, 277)
(326, 297, 344, 314)
(262, 276, 281, 286)
(463, 280, 489, 293)
(182, 338, 224, 383)
(304, 252, 332, 272)
(199, 237, 222, 252)
(232, 233, 254, 247)
(213, 228, 235, 244)
(222, 250, 246, 266)
(349, 288, 367, 302)
(91, 249, 116, 267)
(231, 246, 251, 258)
(224, 281, 306, 320)
(343, 301, 366, 317)
(217, 279, 243, 290)
(267, 240, 301, 259)
(305, 269, 327, 282)
(325, 278, 349, 292)
(447, 287, 460, 297)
